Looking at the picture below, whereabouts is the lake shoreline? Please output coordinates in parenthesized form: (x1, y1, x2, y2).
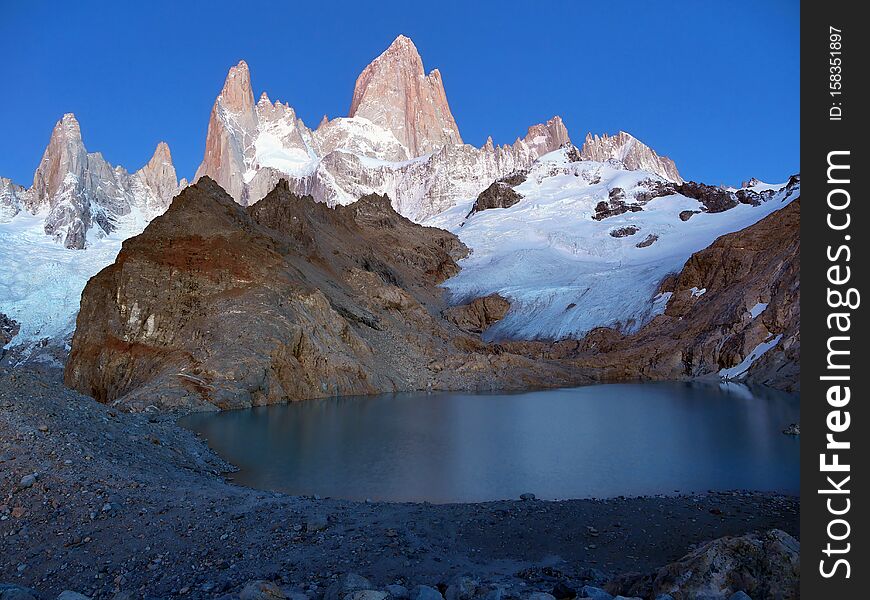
(1, 368, 799, 599)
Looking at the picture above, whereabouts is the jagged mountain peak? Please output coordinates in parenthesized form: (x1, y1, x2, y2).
(580, 130, 683, 184)
(520, 116, 570, 155)
(349, 35, 462, 156)
(219, 60, 255, 114)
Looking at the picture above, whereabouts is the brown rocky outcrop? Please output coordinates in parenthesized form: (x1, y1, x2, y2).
(348, 35, 462, 156)
(444, 294, 511, 334)
(65, 179, 590, 411)
(466, 182, 523, 217)
(591, 188, 644, 221)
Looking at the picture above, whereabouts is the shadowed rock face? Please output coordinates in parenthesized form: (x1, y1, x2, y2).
(65, 179, 588, 411)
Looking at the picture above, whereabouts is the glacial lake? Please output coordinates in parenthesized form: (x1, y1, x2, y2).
(180, 382, 800, 503)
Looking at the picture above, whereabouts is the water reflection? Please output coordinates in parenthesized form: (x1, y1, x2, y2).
(180, 381, 800, 503)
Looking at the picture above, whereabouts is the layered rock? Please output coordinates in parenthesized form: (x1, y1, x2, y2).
(3, 113, 181, 248)
(348, 35, 462, 156)
(65, 179, 590, 411)
(580, 131, 683, 183)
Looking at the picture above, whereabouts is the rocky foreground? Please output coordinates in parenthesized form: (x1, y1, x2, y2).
(2, 368, 798, 600)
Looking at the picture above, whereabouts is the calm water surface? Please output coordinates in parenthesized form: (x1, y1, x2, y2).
(180, 382, 799, 503)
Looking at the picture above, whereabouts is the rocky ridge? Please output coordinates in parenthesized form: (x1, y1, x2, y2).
(579, 132, 682, 184)
(64, 178, 589, 411)
(64, 175, 800, 413)
(193, 36, 573, 221)
(1, 114, 183, 249)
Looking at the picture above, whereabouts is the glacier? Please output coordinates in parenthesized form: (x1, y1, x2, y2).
(428, 149, 800, 341)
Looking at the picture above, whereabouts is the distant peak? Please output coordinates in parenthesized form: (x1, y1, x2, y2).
(219, 60, 255, 113)
(151, 141, 172, 162)
(580, 131, 682, 183)
(388, 34, 417, 50)
(52, 113, 83, 144)
(349, 34, 461, 156)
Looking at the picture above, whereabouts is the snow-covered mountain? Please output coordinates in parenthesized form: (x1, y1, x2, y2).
(0, 115, 185, 358)
(428, 149, 798, 340)
(2, 33, 796, 365)
(1, 113, 183, 249)
(193, 35, 572, 220)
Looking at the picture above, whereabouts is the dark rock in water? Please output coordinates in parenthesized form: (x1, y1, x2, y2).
(678, 210, 700, 222)
(609, 226, 639, 238)
(467, 181, 523, 217)
(782, 423, 800, 436)
(520, 492, 537, 501)
(635, 234, 658, 248)
(444, 294, 511, 334)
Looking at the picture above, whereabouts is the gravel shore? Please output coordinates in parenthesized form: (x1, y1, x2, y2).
(0, 368, 798, 599)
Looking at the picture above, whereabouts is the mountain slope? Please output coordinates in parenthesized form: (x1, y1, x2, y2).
(64, 178, 590, 411)
(567, 196, 800, 391)
(429, 149, 798, 341)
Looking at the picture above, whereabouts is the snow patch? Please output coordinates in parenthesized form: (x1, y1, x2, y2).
(719, 334, 783, 380)
(749, 302, 768, 319)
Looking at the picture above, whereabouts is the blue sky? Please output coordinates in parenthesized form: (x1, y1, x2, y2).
(1, 0, 798, 187)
